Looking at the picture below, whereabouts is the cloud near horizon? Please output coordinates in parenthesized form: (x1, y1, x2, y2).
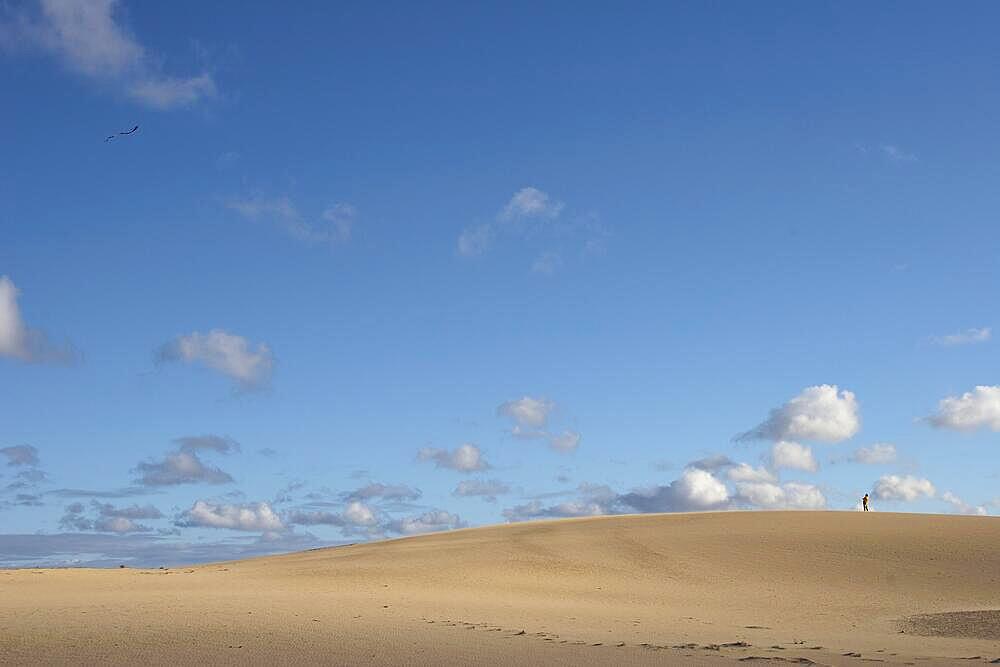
(417, 443, 490, 472)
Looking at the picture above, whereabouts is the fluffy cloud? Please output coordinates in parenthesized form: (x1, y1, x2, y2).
(689, 455, 735, 472)
(852, 443, 897, 465)
(134, 451, 233, 487)
(620, 468, 730, 513)
(932, 327, 991, 346)
(386, 510, 465, 535)
(285, 501, 380, 530)
(727, 463, 777, 484)
(59, 501, 163, 534)
(734, 481, 826, 509)
(177, 501, 284, 532)
(927, 386, 1000, 431)
(0, 276, 76, 364)
(1, 0, 216, 109)
(737, 385, 860, 443)
(453, 479, 510, 502)
(547, 430, 581, 453)
(941, 491, 988, 516)
(872, 475, 936, 502)
(499, 187, 564, 222)
(497, 396, 554, 429)
(157, 329, 273, 390)
(227, 197, 358, 246)
(770, 441, 818, 472)
(1, 445, 39, 467)
(417, 444, 490, 472)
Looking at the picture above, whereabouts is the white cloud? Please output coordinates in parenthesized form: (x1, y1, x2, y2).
(157, 329, 273, 390)
(285, 501, 380, 531)
(932, 327, 991, 346)
(173, 435, 240, 455)
(727, 463, 777, 484)
(497, 396, 554, 429)
(341, 501, 378, 526)
(852, 443, 897, 465)
(770, 441, 818, 472)
(129, 73, 216, 110)
(738, 385, 860, 443)
(531, 252, 563, 275)
(227, 197, 358, 247)
(547, 430, 581, 453)
(499, 187, 564, 222)
(2, 0, 216, 109)
(453, 479, 509, 502)
(735, 481, 826, 510)
(177, 501, 284, 532)
(417, 443, 489, 472)
(0, 276, 76, 364)
(387, 510, 464, 535)
(133, 451, 233, 486)
(941, 491, 988, 516)
(457, 187, 565, 261)
(880, 145, 917, 162)
(457, 223, 492, 257)
(502, 499, 607, 522)
(872, 475, 935, 502)
(927, 385, 1000, 431)
(620, 468, 730, 513)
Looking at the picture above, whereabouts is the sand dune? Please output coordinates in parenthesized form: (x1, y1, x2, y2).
(2, 511, 998, 665)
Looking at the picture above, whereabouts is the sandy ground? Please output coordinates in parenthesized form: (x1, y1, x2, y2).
(1, 511, 998, 666)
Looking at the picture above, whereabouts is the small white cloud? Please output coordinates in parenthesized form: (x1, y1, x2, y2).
(133, 450, 233, 487)
(932, 327, 991, 346)
(770, 441, 818, 472)
(872, 474, 935, 502)
(3, 0, 216, 109)
(157, 329, 273, 390)
(941, 491, 988, 516)
(531, 252, 563, 275)
(880, 145, 917, 162)
(342, 483, 421, 503)
(0, 276, 76, 364)
(129, 72, 216, 110)
(497, 396, 554, 429)
(852, 443, 897, 465)
(727, 463, 777, 484)
(499, 187, 564, 222)
(228, 197, 358, 247)
(547, 430, 581, 453)
(177, 500, 284, 532)
(457, 223, 492, 257)
(738, 385, 860, 443)
(927, 385, 1000, 431)
(417, 444, 490, 473)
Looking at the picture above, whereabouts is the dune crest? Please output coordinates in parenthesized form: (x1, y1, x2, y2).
(2, 511, 998, 665)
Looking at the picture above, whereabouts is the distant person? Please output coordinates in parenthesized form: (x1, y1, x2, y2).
(862, 493, 870, 512)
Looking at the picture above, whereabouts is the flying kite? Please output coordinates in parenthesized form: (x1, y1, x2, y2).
(105, 125, 139, 142)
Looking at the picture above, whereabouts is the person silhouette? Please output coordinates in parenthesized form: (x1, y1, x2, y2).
(862, 493, 870, 512)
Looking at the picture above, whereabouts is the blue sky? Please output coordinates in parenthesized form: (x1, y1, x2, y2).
(2, 1, 998, 567)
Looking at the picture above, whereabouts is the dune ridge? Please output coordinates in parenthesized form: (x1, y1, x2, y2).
(2, 511, 998, 665)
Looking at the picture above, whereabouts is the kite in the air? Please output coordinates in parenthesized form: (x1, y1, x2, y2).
(105, 125, 139, 142)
